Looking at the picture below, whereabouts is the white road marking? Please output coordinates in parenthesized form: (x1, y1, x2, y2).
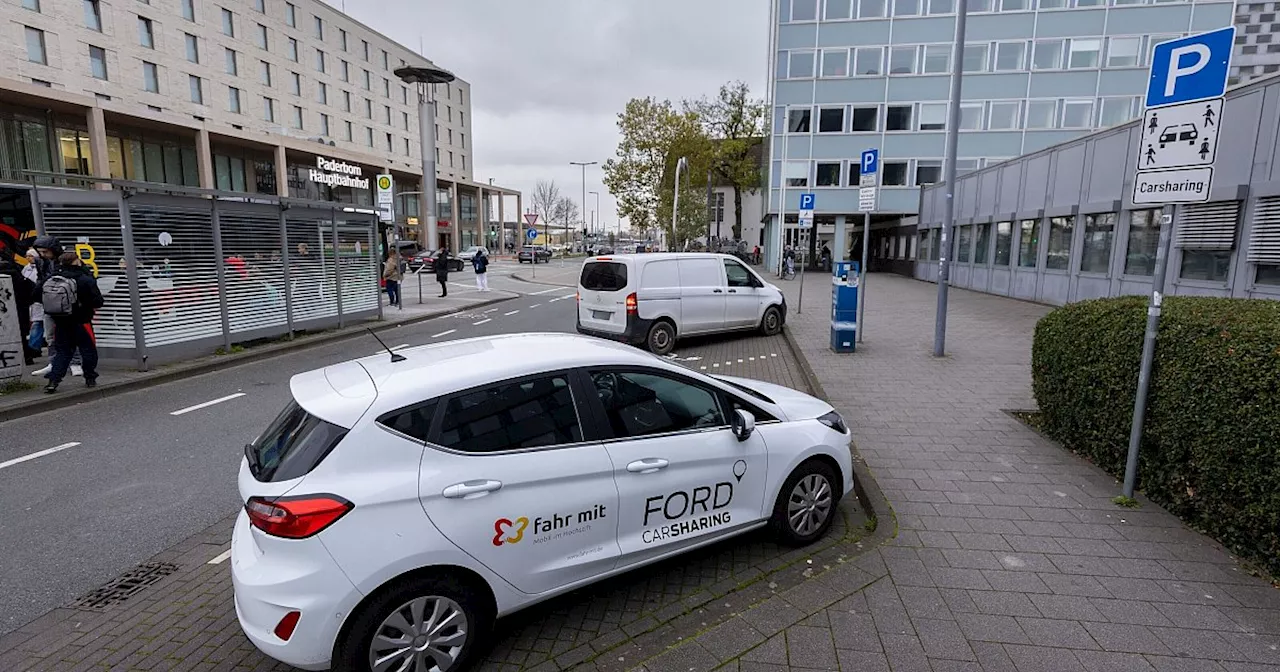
(432, 329, 457, 338)
(770, 353, 778, 357)
(700, 366, 707, 370)
(484, 308, 499, 313)
(549, 296, 572, 303)
(0, 442, 83, 471)
(170, 393, 247, 416)
(504, 310, 520, 316)
(559, 294, 576, 300)
(531, 287, 562, 295)
(391, 344, 410, 350)
(713, 363, 720, 368)
(737, 359, 743, 363)
(208, 548, 233, 565)
(473, 318, 492, 326)
(528, 304, 541, 309)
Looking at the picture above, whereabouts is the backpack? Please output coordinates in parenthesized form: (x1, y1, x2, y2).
(42, 275, 78, 316)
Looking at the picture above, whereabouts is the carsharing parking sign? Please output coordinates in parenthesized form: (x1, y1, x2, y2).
(1133, 27, 1234, 206)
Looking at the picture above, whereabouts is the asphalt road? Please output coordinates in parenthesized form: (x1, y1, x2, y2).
(0, 266, 580, 635)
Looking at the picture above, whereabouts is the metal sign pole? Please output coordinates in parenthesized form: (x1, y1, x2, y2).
(1122, 208, 1174, 498)
(858, 211, 870, 343)
(797, 227, 806, 314)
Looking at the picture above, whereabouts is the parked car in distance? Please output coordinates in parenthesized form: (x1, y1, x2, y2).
(406, 249, 465, 273)
(517, 245, 552, 264)
(457, 246, 488, 262)
(576, 253, 787, 356)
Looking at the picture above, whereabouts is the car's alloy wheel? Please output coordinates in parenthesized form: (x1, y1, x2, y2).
(647, 322, 675, 356)
(368, 595, 468, 672)
(760, 306, 782, 335)
(770, 460, 839, 546)
(787, 474, 833, 537)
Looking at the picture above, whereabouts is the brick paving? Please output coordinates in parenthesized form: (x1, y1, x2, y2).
(656, 271, 1280, 672)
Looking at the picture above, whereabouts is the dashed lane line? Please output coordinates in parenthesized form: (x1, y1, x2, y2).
(208, 549, 232, 565)
(530, 287, 564, 295)
(432, 329, 457, 338)
(0, 442, 83, 471)
(528, 304, 541, 309)
(473, 319, 492, 326)
(170, 393, 247, 417)
(504, 310, 520, 316)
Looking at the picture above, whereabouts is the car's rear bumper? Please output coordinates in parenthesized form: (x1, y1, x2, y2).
(577, 314, 651, 346)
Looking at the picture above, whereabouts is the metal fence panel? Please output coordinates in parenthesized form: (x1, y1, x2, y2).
(337, 219, 378, 315)
(128, 200, 222, 347)
(285, 210, 340, 324)
(38, 202, 135, 350)
(219, 204, 289, 335)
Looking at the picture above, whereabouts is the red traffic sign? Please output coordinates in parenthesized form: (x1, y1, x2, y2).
(524, 213, 539, 226)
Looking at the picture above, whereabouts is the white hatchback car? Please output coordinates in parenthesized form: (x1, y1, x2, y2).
(232, 333, 853, 672)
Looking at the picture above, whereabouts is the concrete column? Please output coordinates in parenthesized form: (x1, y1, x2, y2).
(274, 144, 289, 197)
(85, 106, 111, 189)
(475, 186, 485, 251)
(449, 181, 459, 252)
(833, 215, 848, 263)
(498, 193, 506, 253)
(196, 128, 215, 189)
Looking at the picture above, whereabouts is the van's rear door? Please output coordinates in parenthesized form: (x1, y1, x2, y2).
(578, 259, 630, 335)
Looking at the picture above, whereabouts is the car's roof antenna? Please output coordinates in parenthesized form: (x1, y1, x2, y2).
(368, 329, 407, 362)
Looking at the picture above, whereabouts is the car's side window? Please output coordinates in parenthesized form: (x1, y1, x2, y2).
(378, 400, 439, 442)
(590, 369, 727, 439)
(724, 260, 753, 288)
(437, 374, 582, 453)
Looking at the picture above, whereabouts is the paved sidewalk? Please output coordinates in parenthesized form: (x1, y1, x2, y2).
(684, 271, 1280, 671)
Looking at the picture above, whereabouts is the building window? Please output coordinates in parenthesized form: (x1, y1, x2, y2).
(289, 71, 301, 95)
(224, 48, 238, 75)
(858, 0, 887, 15)
(851, 106, 878, 131)
(791, 0, 818, 20)
(1018, 219, 1039, 267)
(25, 27, 47, 64)
(83, 0, 102, 30)
(385, 133, 393, 152)
(320, 113, 329, 136)
(285, 2, 296, 26)
(889, 46, 916, 74)
(1026, 100, 1056, 129)
(789, 50, 815, 78)
(384, 105, 392, 124)
(291, 105, 303, 129)
(256, 24, 268, 49)
(994, 41, 1025, 71)
(89, 45, 108, 79)
(787, 108, 812, 133)
(923, 45, 950, 73)
(403, 111, 410, 130)
(1033, 39, 1063, 70)
(343, 121, 352, 141)
(287, 38, 298, 62)
(185, 34, 199, 63)
(1045, 216, 1073, 270)
(362, 40, 369, 61)
(783, 161, 809, 187)
(994, 221, 1013, 265)
(1099, 97, 1136, 127)
(405, 138, 410, 156)
(815, 162, 842, 187)
(364, 98, 373, 118)
(142, 61, 159, 92)
(882, 161, 908, 186)
(189, 75, 204, 104)
(963, 44, 989, 72)
(341, 60, 350, 82)
(1068, 38, 1101, 69)
(23, 0, 40, 10)
(1176, 201, 1239, 282)
(1061, 100, 1093, 128)
(959, 103, 983, 130)
(263, 97, 275, 122)
(228, 86, 241, 113)
(363, 70, 372, 90)
(402, 86, 409, 104)
(182, 0, 195, 21)
(1039, 0, 1064, 6)
(822, 49, 849, 77)
(1181, 251, 1232, 281)
(1080, 213, 1115, 273)
(918, 103, 946, 130)
(853, 47, 882, 75)
(382, 50, 390, 70)
(312, 49, 324, 73)
(928, 0, 954, 14)
(254, 0, 264, 12)
(886, 105, 912, 130)
(1107, 37, 1141, 68)
(314, 15, 323, 39)
(340, 28, 347, 51)
(343, 90, 351, 112)
(366, 127, 374, 147)
(894, 0, 919, 16)
(259, 60, 271, 86)
(956, 226, 972, 262)
(383, 78, 391, 97)
(138, 18, 155, 48)
(826, 0, 852, 18)
(818, 107, 844, 133)
(1000, 0, 1027, 9)
(974, 223, 992, 263)
(221, 8, 235, 37)
(988, 101, 1021, 129)
(317, 81, 327, 104)
(1124, 209, 1162, 275)
(916, 160, 942, 185)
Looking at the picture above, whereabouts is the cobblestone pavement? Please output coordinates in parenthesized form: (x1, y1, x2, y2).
(657, 271, 1279, 672)
(0, 330, 880, 672)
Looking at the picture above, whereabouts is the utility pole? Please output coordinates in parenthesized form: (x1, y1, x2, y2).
(932, 0, 970, 357)
(706, 169, 714, 249)
(570, 161, 597, 253)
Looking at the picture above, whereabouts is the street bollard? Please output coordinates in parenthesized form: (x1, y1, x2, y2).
(417, 270, 424, 304)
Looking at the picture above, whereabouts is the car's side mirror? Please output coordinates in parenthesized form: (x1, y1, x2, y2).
(731, 409, 756, 442)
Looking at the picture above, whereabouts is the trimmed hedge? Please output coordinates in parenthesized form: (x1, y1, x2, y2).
(1032, 296, 1280, 576)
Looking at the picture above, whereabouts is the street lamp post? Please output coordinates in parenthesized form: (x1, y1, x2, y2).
(395, 65, 455, 249)
(932, 0, 970, 358)
(570, 161, 597, 252)
(588, 190, 600, 237)
(672, 157, 688, 248)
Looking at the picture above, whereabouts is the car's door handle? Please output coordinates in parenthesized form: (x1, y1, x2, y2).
(626, 458, 670, 474)
(442, 480, 503, 499)
(728, 289, 738, 293)
(712, 289, 723, 293)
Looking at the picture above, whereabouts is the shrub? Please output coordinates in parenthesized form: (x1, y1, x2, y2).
(1032, 296, 1280, 577)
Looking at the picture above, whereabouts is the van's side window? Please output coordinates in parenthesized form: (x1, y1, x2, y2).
(724, 260, 753, 287)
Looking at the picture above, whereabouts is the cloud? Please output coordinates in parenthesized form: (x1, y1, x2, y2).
(327, 0, 769, 231)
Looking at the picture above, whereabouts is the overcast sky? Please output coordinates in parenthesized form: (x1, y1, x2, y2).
(327, 0, 770, 232)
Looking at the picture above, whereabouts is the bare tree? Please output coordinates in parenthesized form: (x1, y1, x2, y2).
(555, 197, 580, 230)
(530, 179, 562, 224)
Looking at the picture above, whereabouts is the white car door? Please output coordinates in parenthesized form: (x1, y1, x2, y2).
(582, 367, 768, 567)
(412, 372, 622, 595)
(676, 258, 727, 335)
(722, 258, 765, 329)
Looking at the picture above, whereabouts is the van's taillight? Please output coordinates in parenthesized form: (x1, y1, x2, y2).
(246, 494, 353, 539)
(575, 291, 580, 303)
(626, 293, 638, 315)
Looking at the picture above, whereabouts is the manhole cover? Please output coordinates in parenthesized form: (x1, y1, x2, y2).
(69, 561, 180, 611)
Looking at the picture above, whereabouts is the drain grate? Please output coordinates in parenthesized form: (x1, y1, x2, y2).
(70, 561, 181, 611)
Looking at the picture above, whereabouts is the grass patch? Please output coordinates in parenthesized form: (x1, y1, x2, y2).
(214, 344, 246, 356)
(1112, 495, 1140, 509)
(0, 378, 37, 395)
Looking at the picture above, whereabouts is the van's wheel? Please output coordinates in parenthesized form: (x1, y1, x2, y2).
(333, 574, 492, 672)
(769, 460, 840, 546)
(646, 321, 676, 356)
(759, 306, 783, 336)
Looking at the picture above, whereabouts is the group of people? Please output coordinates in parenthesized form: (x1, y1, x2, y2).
(0, 236, 104, 393)
(380, 245, 490, 309)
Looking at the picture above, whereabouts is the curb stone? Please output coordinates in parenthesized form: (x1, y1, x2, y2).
(0, 296, 513, 423)
(510, 272, 576, 287)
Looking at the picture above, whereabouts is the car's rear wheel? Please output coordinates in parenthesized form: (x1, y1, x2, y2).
(646, 320, 676, 356)
(769, 460, 839, 546)
(334, 574, 492, 672)
(759, 306, 783, 336)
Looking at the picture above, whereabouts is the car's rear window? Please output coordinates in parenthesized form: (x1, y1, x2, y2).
(580, 262, 628, 292)
(245, 401, 348, 482)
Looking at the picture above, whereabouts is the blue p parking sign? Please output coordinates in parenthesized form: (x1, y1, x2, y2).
(1145, 27, 1234, 108)
(798, 193, 816, 210)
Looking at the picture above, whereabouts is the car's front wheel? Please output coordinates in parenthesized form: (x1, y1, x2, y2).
(769, 459, 840, 546)
(759, 306, 783, 336)
(646, 320, 676, 356)
(334, 574, 492, 672)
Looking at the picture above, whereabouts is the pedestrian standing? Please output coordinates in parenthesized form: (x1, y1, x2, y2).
(435, 246, 450, 297)
(473, 248, 490, 292)
(382, 251, 403, 309)
(29, 236, 83, 378)
(43, 251, 102, 393)
(23, 249, 45, 359)
(0, 246, 37, 365)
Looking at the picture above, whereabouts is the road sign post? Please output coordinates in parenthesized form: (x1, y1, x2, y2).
(797, 193, 815, 314)
(1122, 26, 1233, 500)
(858, 149, 878, 344)
(524, 212, 540, 278)
(375, 175, 394, 225)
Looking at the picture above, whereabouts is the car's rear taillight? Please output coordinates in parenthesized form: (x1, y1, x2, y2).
(625, 292, 638, 315)
(245, 494, 353, 539)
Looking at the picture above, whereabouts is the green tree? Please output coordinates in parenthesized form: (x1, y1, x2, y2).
(687, 81, 768, 240)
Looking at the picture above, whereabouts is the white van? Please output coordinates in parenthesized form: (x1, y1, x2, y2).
(576, 253, 787, 355)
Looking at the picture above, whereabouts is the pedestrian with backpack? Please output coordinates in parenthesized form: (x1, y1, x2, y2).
(29, 236, 83, 378)
(43, 251, 102, 393)
(472, 248, 490, 292)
